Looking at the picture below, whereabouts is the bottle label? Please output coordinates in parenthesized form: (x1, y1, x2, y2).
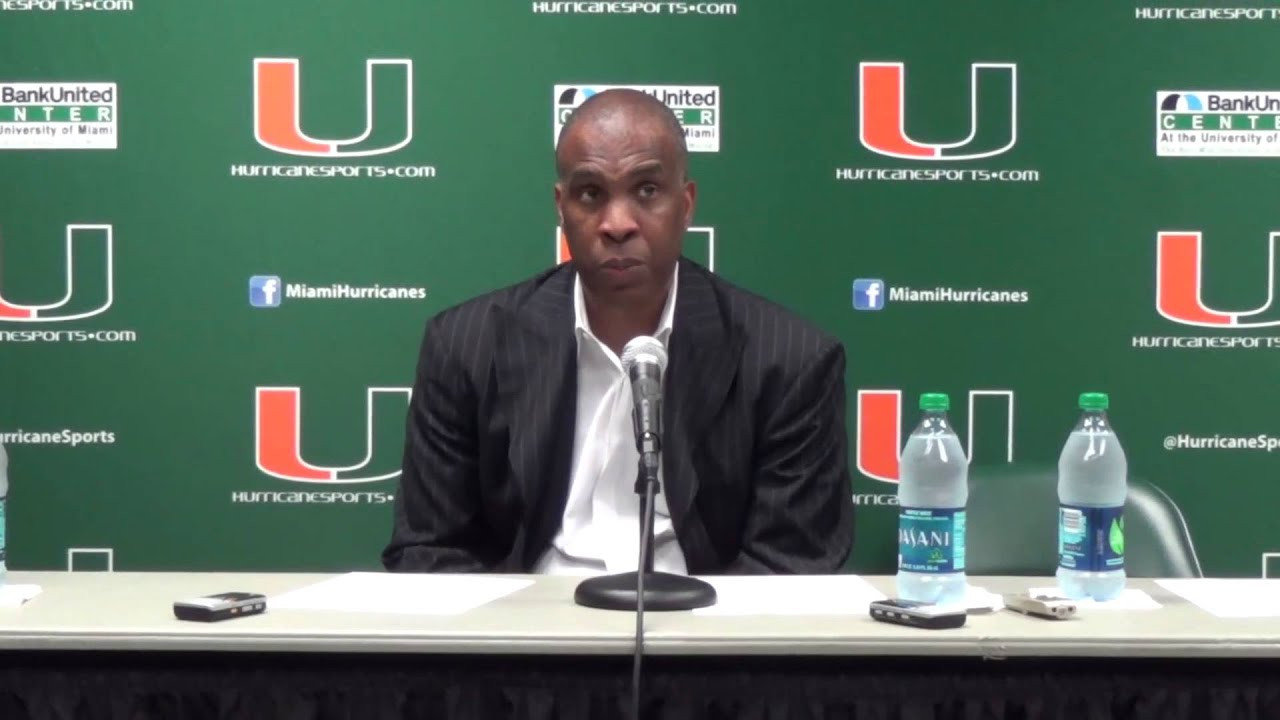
(1058, 504, 1124, 572)
(898, 507, 965, 573)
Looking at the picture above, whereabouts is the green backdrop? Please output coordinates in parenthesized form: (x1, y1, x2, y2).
(1, 0, 1275, 576)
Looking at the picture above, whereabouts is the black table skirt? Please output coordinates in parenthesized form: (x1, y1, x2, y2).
(0, 651, 1277, 720)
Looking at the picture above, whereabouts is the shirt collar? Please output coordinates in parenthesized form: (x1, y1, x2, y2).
(573, 266, 679, 347)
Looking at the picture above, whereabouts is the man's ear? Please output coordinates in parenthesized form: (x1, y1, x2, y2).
(554, 182, 565, 225)
(682, 179, 697, 229)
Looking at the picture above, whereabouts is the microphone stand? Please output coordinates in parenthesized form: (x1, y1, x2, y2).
(572, 438, 718, 720)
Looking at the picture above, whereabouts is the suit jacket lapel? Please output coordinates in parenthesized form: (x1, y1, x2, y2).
(493, 266, 577, 565)
(664, 259, 745, 558)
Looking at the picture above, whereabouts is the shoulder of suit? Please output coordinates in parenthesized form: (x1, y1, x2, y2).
(423, 264, 569, 331)
(698, 264, 842, 353)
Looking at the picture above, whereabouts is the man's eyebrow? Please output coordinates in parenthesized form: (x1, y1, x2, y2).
(627, 160, 664, 176)
(566, 167, 603, 184)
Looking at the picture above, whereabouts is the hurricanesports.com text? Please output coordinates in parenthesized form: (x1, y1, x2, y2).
(837, 168, 1041, 183)
(0, 329, 137, 343)
(229, 165, 437, 179)
(0, 0, 132, 9)
(532, 1, 737, 14)
(1136, 7, 1280, 20)
(852, 493, 898, 506)
(1132, 336, 1280, 349)
(232, 491, 394, 505)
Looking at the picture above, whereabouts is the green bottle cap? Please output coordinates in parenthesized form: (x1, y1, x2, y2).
(920, 393, 950, 411)
(1079, 392, 1109, 410)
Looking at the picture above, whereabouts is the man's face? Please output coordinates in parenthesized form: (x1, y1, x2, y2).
(555, 113, 695, 303)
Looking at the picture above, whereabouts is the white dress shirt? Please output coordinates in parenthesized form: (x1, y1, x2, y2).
(533, 270, 688, 575)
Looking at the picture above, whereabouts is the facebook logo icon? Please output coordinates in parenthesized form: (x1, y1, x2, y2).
(249, 275, 282, 308)
(852, 279, 885, 311)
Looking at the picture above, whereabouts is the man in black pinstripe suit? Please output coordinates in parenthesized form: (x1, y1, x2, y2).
(383, 89, 854, 575)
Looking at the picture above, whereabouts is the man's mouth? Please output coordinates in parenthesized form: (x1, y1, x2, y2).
(602, 258, 642, 270)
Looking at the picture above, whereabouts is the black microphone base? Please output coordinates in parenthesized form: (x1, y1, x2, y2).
(574, 572, 717, 611)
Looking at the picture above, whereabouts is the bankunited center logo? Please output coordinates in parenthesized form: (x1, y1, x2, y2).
(553, 85, 720, 152)
(1157, 91, 1280, 157)
(837, 62, 1038, 183)
(0, 83, 117, 149)
(1134, 230, 1280, 350)
(230, 57, 435, 180)
(253, 386, 410, 485)
(0, 224, 135, 343)
(853, 389, 1014, 504)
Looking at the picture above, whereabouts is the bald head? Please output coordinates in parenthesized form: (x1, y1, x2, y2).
(555, 88, 689, 180)
(552, 87, 697, 329)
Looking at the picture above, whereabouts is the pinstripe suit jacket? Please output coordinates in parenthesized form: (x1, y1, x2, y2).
(382, 258, 855, 574)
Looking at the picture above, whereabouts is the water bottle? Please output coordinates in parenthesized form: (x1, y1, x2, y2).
(1056, 392, 1126, 601)
(896, 392, 968, 608)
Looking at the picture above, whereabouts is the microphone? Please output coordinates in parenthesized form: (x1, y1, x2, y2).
(621, 336, 666, 490)
(572, 331, 717, 613)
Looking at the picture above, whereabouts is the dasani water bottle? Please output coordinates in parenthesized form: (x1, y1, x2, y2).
(896, 393, 968, 607)
(1056, 392, 1126, 601)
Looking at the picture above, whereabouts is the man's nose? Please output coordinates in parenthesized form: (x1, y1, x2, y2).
(598, 199, 639, 244)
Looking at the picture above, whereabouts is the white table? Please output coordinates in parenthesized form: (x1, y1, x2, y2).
(0, 572, 1273, 719)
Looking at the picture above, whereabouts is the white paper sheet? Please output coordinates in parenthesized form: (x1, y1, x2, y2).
(0, 584, 41, 608)
(1156, 579, 1280, 618)
(692, 575, 886, 616)
(965, 585, 1005, 612)
(269, 573, 533, 616)
(1028, 586, 1161, 611)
